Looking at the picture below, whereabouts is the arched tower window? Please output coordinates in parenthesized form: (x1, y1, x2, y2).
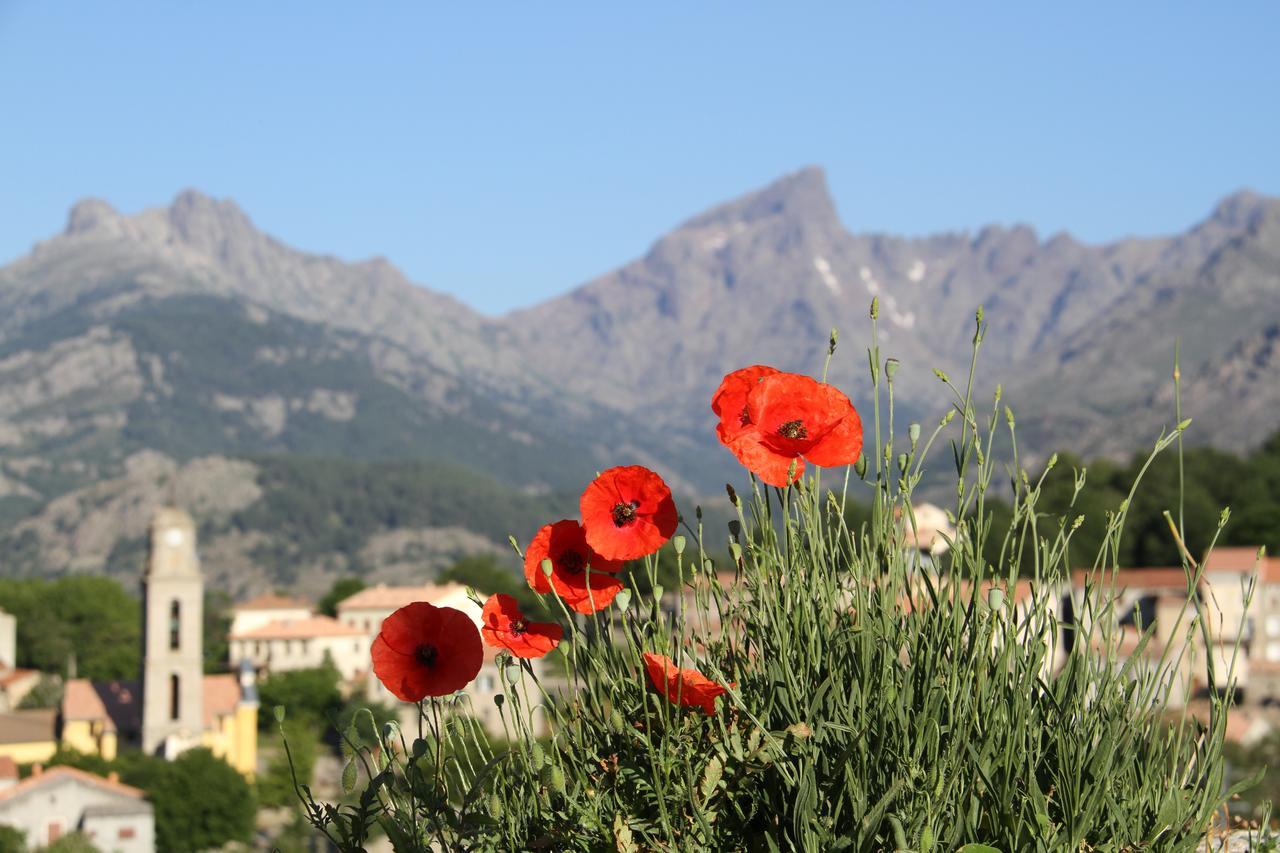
(169, 673, 180, 721)
(169, 600, 181, 651)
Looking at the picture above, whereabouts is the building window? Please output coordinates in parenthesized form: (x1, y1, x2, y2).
(477, 675, 495, 693)
(170, 673, 181, 721)
(119, 827, 137, 840)
(169, 600, 181, 651)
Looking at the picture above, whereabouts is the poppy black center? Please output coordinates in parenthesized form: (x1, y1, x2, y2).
(415, 644, 438, 668)
(612, 501, 640, 527)
(778, 419, 808, 440)
(511, 619, 527, 635)
(560, 550, 586, 574)
(738, 405, 751, 427)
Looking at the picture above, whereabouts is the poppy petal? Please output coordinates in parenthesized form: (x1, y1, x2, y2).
(728, 430, 804, 487)
(804, 407, 864, 469)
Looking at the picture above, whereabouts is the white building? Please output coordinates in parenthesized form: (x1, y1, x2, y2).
(335, 582, 483, 634)
(229, 616, 370, 682)
(228, 594, 313, 638)
(0, 760, 155, 852)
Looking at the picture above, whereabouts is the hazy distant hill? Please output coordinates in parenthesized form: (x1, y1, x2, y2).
(0, 172, 1275, 590)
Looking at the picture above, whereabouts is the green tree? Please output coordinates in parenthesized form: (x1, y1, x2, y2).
(258, 716, 319, 808)
(318, 576, 366, 617)
(257, 660, 343, 729)
(0, 576, 140, 680)
(43, 833, 99, 853)
(16, 673, 62, 709)
(0, 824, 26, 853)
(203, 589, 233, 674)
(440, 553, 543, 612)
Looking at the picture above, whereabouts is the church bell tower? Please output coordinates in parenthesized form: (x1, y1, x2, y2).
(140, 507, 205, 756)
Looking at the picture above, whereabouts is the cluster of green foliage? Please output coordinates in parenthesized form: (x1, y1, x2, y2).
(0, 576, 139, 680)
(0, 576, 237, 681)
(47, 747, 254, 852)
(257, 658, 345, 730)
(294, 315, 1242, 850)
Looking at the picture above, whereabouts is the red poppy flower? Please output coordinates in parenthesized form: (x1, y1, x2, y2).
(580, 466, 678, 561)
(524, 520, 625, 614)
(721, 371, 863, 487)
(480, 594, 563, 658)
(711, 364, 780, 445)
(371, 602, 483, 701)
(642, 652, 731, 716)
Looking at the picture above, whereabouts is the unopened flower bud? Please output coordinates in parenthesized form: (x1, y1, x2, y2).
(908, 423, 920, 445)
(941, 410, 956, 426)
(494, 693, 504, 708)
(897, 452, 908, 472)
(987, 588, 1005, 610)
(828, 327, 839, 355)
(541, 764, 566, 795)
(870, 297, 879, 319)
(725, 484, 739, 505)
(672, 535, 686, 555)
(1005, 406, 1015, 428)
(530, 743, 545, 770)
(1177, 418, 1192, 433)
(614, 589, 632, 612)
(885, 358, 899, 380)
(854, 455, 867, 479)
(933, 368, 949, 383)
(540, 558, 553, 579)
(508, 535, 523, 557)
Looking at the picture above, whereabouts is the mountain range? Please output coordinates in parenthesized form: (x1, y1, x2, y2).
(1, 168, 1276, 594)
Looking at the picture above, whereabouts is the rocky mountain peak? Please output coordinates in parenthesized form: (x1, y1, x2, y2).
(683, 166, 839, 232)
(64, 198, 124, 236)
(167, 189, 257, 252)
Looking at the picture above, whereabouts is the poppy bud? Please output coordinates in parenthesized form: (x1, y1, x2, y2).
(940, 410, 955, 426)
(508, 535, 523, 557)
(273, 705, 286, 724)
(652, 584, 664, 601)
(412, 738, 428, 759)
(494, 694, 504, 708)
(530, 742, 545, 770)
(1177, 418, 1192, 433)
(987, 588, 1005, 610)
(870, 296, 879, 319)
(541, 764, 566, 796)
(828, 327, 839, 355)
(504, 665, 521, 685)
(673, 535, 686, 555)
(885, 358, 899, 380)
(728, 520, 741, 539)
(540, 558, 553, 579)
(854, 455, 867, 479)
(614, 589, 632, 613)
(695, 505, 703, 521)
(488, 794, 503, 818)
(729, 542, 743, 562)
(725, 484, 739, 506)
(609, 708, 625, 732)
(933, 368, 949, 383)
(897, 453, 907, 473)
(908, 423, 920, 445)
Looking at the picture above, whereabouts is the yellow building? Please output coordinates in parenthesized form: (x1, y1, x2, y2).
(0, 709, 58, 764)
(56, 507, 258, 776)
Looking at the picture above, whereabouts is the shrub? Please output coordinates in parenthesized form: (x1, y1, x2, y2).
(292, 313, 1244, 850)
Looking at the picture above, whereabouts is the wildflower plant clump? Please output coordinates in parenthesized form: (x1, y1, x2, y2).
(292, 309, 1247, 851)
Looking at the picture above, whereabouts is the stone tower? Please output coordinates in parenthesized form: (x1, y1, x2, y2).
(140, 507, 205, 756)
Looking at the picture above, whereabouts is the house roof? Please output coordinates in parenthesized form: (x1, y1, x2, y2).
(0, 756, 15, 780)
(63, 675, 244, 732)
(1262, 557, 1280, 584)
(337, 582, 469, 611)
(0, 766, 146, 805)
(203, 673, 243, 725)
(230, 615, 366, 641)
(234, 593, 313, 612)
(0, 667, 38, 689)
(0, 709, 57, 745)
(1202, 546, 1262, 574)
(1072, 567, 1196, 591)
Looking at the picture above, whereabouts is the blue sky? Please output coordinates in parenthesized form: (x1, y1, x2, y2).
(2, 3, 1277, 314)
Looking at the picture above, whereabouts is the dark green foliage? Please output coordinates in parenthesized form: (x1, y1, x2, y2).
(0, 825, 26, 853)
(16, 673, 63, 709)
(440, 553, 541, 612)
(259, 716, 320, 808)
(203, 589, 233, 673)
(319, 576, 366, 617)
(0, 575, 139, 680)
(41, 833, 98, 853)
(228, 455, 570, 582)
(257, 661, 343, 730)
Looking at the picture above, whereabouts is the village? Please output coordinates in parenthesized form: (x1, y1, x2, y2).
(0, 502, 1273, 850)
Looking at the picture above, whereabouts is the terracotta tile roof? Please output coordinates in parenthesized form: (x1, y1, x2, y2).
(1072, 567, 1195, 591)
(0, 756, 15, 780)
(0, 668, 38, 689)
(0, 765, 145, 804)
(61, 679, 140, 732)
(235, 593, 313, 611)
(1202, 547, 1263, 574)
(337, 582, 469, 611)
(1262, 557, 1280, 584)
(0, 709, 56, 744)
(203, 673, 242, 726)
(230, 615, 366, 640)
